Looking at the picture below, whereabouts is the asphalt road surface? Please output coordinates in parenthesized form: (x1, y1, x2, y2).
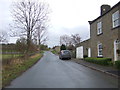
(6, 51, 118, 88)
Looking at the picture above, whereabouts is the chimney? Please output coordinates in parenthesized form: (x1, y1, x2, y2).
(101, 4, 111, 15)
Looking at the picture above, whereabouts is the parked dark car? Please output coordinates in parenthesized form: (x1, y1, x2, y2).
(59, 50, 71, 60)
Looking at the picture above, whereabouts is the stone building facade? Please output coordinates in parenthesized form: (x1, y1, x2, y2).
(77, 1, 120, 61)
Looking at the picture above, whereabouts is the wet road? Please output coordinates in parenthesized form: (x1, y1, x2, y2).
(7, 51, 118, 88)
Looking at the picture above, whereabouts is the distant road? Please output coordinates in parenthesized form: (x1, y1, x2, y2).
(6, 51, 118, 88)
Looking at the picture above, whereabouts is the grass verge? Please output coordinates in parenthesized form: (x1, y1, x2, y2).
(2, 53, 43, 88)
(51, 50, 59, 55)
(1, 54, 24, 60)
(51, 50, 57, 54)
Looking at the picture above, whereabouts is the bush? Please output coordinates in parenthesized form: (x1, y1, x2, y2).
(114, 60, 120, 69)
(84, 57, 112, 65)
(108, 61, 113, 66)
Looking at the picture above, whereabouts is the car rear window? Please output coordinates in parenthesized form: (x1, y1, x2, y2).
(64, 51, 69, 53)
(61, 50, 70, 54)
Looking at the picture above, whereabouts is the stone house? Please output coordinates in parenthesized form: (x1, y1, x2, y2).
(76, 1, 120, 61)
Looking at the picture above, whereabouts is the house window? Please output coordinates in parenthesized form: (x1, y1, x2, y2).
(97, 21, 102, 35)
(98, 43, 103, 57)
(112, 10, 120, 28)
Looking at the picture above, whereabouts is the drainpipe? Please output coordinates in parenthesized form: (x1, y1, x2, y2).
(118, 40, 120, 60)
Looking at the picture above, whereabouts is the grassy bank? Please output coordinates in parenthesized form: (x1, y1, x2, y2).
(51, 50, 57, 54)
(2, 52, 43, 88)
(51, 50, 60, 55)
(2, 54, 23, 60)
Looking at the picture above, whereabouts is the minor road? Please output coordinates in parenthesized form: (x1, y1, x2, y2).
(6, 51, 118, 88)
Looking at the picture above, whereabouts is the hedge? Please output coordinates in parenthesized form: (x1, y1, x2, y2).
(84, 57, 112, 65)
(114, 60, 120, 69)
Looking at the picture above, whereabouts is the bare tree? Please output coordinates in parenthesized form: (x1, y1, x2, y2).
(60, 34, 81, 47)
(71, 34, 81, 47)
(0, 30, 8, 44)
(33, 25, 48, 45)
(60, 35, 72, 46)
(11, 0, 50, 52)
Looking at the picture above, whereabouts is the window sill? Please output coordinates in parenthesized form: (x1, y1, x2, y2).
(112, 25, 120, 30)
(97, 33, 103, 36)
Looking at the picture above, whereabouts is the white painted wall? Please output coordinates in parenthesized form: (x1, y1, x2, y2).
(76, 46, 83, 59)
(88, 48, 91, 57)
(114, 40, 119, 61)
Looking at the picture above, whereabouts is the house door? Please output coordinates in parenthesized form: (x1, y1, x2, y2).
(76, 46, 83, 59)
(88, 48, 91, 57)
(114, 40, 119, 61)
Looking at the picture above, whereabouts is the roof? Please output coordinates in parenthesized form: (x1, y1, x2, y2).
(80, 38, 90, 43)
(88, 1, 120, 24)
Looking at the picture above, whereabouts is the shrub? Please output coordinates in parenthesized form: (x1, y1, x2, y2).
(84, 57, 112, 65)
(114, 60, 120, 69)
(108, 61, 113, 66)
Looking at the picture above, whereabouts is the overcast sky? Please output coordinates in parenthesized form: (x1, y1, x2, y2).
(0, 0, 119, 47)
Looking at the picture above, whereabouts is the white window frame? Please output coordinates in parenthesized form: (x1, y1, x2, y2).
(97, 43, 103, 57)
(112, 10, 120, 28)
(97, 21, 102, 35)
